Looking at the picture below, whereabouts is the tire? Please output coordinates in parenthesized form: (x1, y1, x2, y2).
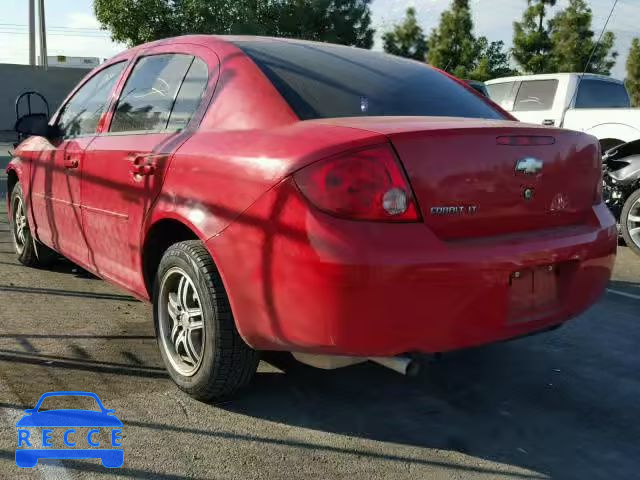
(153, 240, 259, 401)
(621, 188, 640, 257)
(600, 138, 625, 154)
(9, 183, 57, 267)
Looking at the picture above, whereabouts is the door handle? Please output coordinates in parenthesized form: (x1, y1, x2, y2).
(542, 119, 555, 126)
(63, 155, 79, 169)
(129, 153, 159, 176)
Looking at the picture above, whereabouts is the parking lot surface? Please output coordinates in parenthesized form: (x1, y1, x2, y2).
(0, 180, 639, 479)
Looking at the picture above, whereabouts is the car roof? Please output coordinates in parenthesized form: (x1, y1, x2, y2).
(113, 34, 357, 56)
(486, 72, 624, 85)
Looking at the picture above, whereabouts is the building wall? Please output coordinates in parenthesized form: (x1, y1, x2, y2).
(0, 63, 89, 133)
(47, 56, 100, 69)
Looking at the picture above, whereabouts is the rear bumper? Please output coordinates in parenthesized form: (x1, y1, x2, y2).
(208, 179, 617, 356)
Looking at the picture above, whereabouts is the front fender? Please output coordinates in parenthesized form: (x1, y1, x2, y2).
(6, 136, 43, 219)
(5, 157, 25, 212)
(586, 123, 640, 144)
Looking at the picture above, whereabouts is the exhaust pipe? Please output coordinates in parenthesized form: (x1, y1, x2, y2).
(369, 356, 420, 376)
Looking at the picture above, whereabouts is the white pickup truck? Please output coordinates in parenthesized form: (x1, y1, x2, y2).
(486, 73, 640, 151)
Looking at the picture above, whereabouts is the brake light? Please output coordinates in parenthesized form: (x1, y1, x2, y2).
(496, 136, 556, 146)
(594, 176, 603, 204)
(594, 144, 604, 204)
(293, 145, 420, 221)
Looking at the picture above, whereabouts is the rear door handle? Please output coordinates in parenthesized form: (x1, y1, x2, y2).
(63, 155, 79, 169)
(542, 119, 555, 126)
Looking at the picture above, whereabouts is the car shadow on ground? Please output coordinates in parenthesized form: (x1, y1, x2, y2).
(0, 283, 137, 302)
(1, 305, 638, 479)
(43, 258, 100, 279)
(218, 322, 638, 480)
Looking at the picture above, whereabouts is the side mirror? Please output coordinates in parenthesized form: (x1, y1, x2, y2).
(23, 409, 35, 415)
(14, 113, 53, 138)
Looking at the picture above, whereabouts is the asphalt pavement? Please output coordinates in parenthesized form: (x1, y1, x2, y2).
(0, 182, 638, 479)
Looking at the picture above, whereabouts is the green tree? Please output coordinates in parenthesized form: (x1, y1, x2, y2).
(512, 0, 557, 74)
(271, 0, 374, 48)
(94, 0, 374, 48)
(550, 0, 617, 75)
(469, 37, 517, 81)
(382, 7, 428, 61)
(427, 0, 477, 78)
(627, 38, 640, 107)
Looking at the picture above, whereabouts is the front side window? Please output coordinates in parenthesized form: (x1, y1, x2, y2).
(513, 80, 558, 112)
(575, 80, 631, 108)
(57, 62, 126, 138)
(110, 54, 195, 133)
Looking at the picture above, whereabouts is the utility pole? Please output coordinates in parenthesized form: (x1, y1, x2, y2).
(28, 0, 36, 66)
(37, 0, 48, 69)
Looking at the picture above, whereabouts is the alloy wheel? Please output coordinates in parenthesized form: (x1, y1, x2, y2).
(12, 195, 28, 254)
(158, 267, 205, 376)
(626, 197, 640, 249)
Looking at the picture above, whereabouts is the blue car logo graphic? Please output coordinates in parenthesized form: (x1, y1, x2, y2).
(16, 391, 123, 468)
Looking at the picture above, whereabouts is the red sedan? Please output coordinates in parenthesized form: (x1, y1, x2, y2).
(7, 36, 616, 401)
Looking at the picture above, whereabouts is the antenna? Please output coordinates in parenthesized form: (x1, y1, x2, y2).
(567, 0, 619, 113)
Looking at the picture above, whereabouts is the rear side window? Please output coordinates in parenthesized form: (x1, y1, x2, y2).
(58, 62, 125, 138)
(233, 40, 504, 120)
(111, 54, 195, 133)
(486, 82, 517, 110)
(166, 57, 209, 131)
(575, 79, 630, 108)
(513, 80, 558, 112)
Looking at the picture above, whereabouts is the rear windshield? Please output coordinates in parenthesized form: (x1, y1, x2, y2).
(233, 40, 504, 121)
(575, 79, 630, 108)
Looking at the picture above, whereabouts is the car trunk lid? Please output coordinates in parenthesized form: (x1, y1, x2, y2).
(312, 117, 600, 240)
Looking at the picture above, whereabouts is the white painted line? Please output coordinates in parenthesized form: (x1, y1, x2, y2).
(607, 288, 640, 301)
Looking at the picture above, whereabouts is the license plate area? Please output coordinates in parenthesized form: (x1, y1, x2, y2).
(507, 264, 563, 323)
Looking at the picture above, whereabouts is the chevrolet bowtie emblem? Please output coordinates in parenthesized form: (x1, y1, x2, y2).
(515, 157, 543, 174)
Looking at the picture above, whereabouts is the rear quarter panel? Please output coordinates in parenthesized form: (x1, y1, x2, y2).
(563, 109, 640, 143)
(146, 123, 384, 243)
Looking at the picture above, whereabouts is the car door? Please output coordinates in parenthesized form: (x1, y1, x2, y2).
(80, 45, 215, 290)
(30, 62, 126, 264)
(511, 79, 563, 127)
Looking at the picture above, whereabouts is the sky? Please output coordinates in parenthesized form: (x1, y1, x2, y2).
(0, 0, 637, 80)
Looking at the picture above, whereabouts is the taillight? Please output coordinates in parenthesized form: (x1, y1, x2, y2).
(293, 145, 420, 221)
(496, 135, 556, 146)
(594, 144, 604, 204)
